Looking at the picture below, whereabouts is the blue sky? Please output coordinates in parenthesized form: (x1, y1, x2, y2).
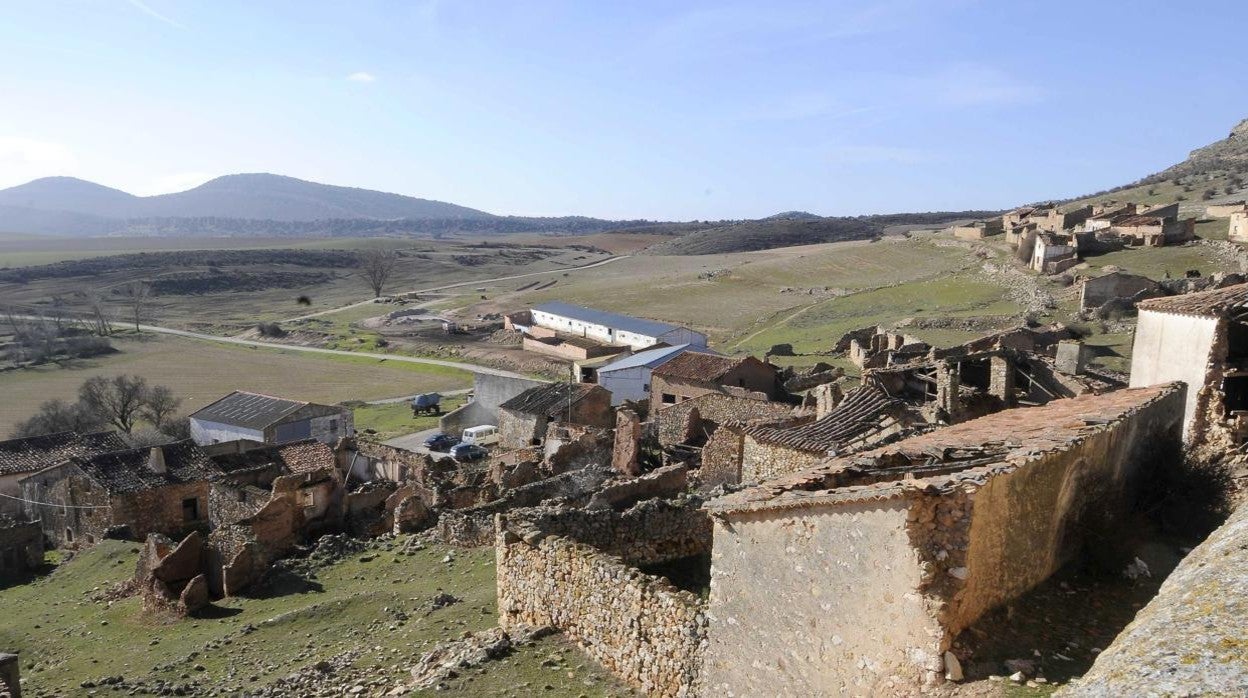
(1, 1, 1246, 219)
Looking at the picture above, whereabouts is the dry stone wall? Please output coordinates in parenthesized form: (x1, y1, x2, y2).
(496, 525, 707, 697)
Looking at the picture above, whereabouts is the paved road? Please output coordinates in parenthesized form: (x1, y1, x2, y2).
(382, 427, 441, 454)
(283, 254, 628, 322)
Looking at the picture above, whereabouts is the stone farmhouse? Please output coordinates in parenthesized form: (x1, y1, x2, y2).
(700, 384, 1183, 695)
(1078, 271, 1160, 311)
(19, 441, 222, 548)
(1204, 200, 1247, 218)
(649, 351, 781, 406)
(0, 430, 127, 516)
(189, 391, 353, 447)
(497, 383, 613, 449)
(1130, 282, 1248, 444)
(508, 301, 708, 351)
(1030, 232, 1079, 274)
(947, 219, 1003, 240)
(594, 343, 699, 404)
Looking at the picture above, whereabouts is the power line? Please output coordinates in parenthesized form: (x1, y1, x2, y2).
(0, 491, 111, 510)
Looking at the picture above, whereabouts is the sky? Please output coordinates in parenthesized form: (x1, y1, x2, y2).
(1, 1, 1246, 220)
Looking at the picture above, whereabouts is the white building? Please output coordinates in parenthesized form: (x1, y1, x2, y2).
(529, 302, 708, 351)
(189, 391, 353, 447)
(595, 344, 700, 405)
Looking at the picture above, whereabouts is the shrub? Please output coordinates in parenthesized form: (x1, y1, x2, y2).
(256, 322, 286, 337)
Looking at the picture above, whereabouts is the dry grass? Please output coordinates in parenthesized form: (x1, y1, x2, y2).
(0, 333, 471, 435)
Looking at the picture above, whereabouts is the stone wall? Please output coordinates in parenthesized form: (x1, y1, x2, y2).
(1058, 502, 1248, 696)
(738, 435, 823, 484)
(497, 409, 543, 450)
(208, 482, 270, 529)
(0, 518, 43, 578)
(20, 463, 113, 548)
(496, 503, 710, 697)
(654, 393, 793, 447)
(505, 496, 710, 566)
(437, 467, 615, 547)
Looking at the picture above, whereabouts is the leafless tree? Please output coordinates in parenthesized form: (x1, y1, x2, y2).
(139, 385, 181, 430)
(79, 374, 149, 434)
(84, 290, 113, 336)
(120, 280, 152, 332)
(359, 249, 399, 298)
(11, 399, 106, 438)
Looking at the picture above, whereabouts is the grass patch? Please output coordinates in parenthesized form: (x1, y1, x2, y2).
(353, 395, 468, 441)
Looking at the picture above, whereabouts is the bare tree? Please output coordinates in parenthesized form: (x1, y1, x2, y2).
(359, 249, 399, 298)
(84, 290, 113, 336)
(119, 280, 153, 332)
(79, 374, 149, 434)
(139, 385, 181, 430)
(11, 399, 106, 438)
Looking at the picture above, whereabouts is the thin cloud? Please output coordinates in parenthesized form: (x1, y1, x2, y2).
(347, 72, 378, 83)
(125, 0, 184, 28)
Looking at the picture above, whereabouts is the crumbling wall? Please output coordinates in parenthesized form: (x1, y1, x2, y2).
(542, 423, 613, 474)
(0, 518, 43, 577)
(655, 394, 793, 447)
(698, 427, 745, 488)
(437, 467, 615, 547)
(611, 407, 643, 476)
(208, 482, 270, 528)
(107, 482, 210, 542)
(1058, 502, 1248, 696)
(496, 515, 708, 697)
(1129, 309, 1219, 438)
(738, 435, 823, 484)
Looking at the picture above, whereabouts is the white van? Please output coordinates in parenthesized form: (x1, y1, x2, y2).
(460, 425, 499, 446)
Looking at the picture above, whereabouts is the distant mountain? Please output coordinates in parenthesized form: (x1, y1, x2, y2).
(0, 173, 494, 226)
(764, 210, 824, 221)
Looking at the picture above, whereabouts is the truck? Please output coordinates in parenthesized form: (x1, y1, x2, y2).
(410, 392, 443, 416)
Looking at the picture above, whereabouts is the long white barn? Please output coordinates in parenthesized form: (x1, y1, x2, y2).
(529, 301, 707, 351)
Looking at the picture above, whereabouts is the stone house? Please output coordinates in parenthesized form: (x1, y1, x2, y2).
(19, 440, 221, 548)
(1230, 210, 1248, 244)
(649, 352, 780, 407)
(189, 391, 353, 447)
(1032, 204, 1093, 233)
(1029, 233, 1079, 274)
(1130, 282, 1248, 445)
(207, 439, 341, 527)
(1079, 271, 1161, 310)
(948, 219, 1003, 240)
(496, 383, 614, 449)
(594, 343, 698, 405)
(700, 384, 1184, 695)
(1203, 201, 1246, 218)
(1081, 203, 1138, 231)
(0, 430, 127, 516)
(0, 516, 43, 579)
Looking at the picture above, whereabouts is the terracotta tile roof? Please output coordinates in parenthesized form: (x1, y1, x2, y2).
(0, 431, 128, 477)
(740, 385, 909, 454)
(73, 440, 220, 494)
(500, 382, 605, 417)
(1113, 215, 1163, 227)
(1136, 283, 1248, 317)
(651, 352, 750, 382)
(275, 440, 337, 474)
(708, 383, 1183, 516)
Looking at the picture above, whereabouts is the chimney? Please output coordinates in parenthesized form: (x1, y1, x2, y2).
(147, 446, 167, 474)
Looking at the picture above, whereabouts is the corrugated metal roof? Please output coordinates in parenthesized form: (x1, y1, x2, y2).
(598, 344, 694, 373)
(532, 301, 691, 339)
(190, 391, 309, 430)
(0, 431, 128, 476)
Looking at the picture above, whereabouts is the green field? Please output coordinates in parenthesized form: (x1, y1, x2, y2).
(0, 539, 629, 697)
(0, 333, 472, 436)
(353, 395, 468, 441)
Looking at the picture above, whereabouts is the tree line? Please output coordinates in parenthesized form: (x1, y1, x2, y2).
(13, 374, 185, 443)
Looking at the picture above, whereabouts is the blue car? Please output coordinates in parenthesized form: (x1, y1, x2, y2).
(423, 433, 459, 451)
(450, 443, 488, 463)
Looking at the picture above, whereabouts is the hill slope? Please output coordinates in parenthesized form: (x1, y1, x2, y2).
(0, 173, 494, 222)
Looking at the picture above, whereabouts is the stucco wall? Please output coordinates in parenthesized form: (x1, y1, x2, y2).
(1129, 309, 1218, 436)
(701, 500, 937, 696)
(439, 373, 547, 437)
(190, 418, 263, 446)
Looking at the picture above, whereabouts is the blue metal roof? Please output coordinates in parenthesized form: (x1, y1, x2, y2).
(598, 344, 695, 373)
(532, 301, 691, 339)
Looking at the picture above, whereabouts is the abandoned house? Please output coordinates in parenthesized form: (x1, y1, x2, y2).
(947, 219, 1003, 240)
(1129, 282, 1248, 445)
(1031, 204, 1093, 233)
(1230, 209, 1248, 244)
(700, 384, 1185, 696)
(1030, 232, 1080, 274)
(1106, 203, 1195, 247)
(511, 301, 708, 351)
(835, 326, 930, 369)
(0, 430, 127, 515)
(0, 516, 43, 579)
(594, 343, 699, 404)
(188, 391, 354, 447)
(1080, 203, 1139, 231)
(1204, 200, 1247, 218)
(496, 382, 614, 449)
(1078, 271, 1161, 311)
(19, 440, 222, 548)
(649, 351, 781, 407)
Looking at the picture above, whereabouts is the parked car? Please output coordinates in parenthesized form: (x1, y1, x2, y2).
(423, 433, 459, 451)
(460, 425, 499, 446)
(450, 443, 489, 462)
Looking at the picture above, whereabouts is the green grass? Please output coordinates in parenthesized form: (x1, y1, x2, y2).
(354, 395, 468, 441)
(0, 539, 628, 697)
(1082, 244, 1224, 280)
